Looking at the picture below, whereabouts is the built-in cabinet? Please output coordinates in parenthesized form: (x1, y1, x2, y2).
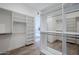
(0, 8, 12, 33)
(0, 8, 35, 52)
(26, 16, 35, 45)
(0, 8, 12, 52)
(9, 12, 27, 50)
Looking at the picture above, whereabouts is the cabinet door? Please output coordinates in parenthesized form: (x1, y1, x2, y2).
(0, 8, 12, 33)
(9, 34, 26, 50)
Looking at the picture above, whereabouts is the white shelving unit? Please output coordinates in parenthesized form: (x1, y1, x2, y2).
(26, 16, 35, 45)
(0, 8, 12, 52)
(9, 12, 27, 50)
(0, 8, 35, 52)
(0, 8, 12, 34)
(12, 12, 26, 34)
(9, 12, 35, 50)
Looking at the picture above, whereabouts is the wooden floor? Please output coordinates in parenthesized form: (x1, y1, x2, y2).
(9, 37, 40, 55)
(9, 44, 40, 55)
(48, 40, 79, 55)
(9, 39, 79, 55)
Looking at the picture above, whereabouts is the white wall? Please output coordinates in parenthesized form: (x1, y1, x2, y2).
(0, 3, 36, 17)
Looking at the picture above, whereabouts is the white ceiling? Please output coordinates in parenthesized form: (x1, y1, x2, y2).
(25, 3, 53, 11)
(0, 3, 54, 16)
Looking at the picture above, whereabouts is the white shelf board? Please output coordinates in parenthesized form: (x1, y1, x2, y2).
(13, 16, 26, 20)
(0, 33, 12, 35)
(40, 47, 62, 55)
(12, 32, 26, 34)
(41, 31, 79, 35)
(46, 47, 62, 55)
(13, 20, 26, 23)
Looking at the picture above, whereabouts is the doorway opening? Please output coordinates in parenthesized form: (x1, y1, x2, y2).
(35, 15, 40, 47)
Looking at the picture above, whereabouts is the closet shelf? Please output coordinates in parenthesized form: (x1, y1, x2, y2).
(0, 33, 12, 35)
(41, 31, 79, 35)
(13, 20, 26, 23)
(13, 16, 26, 21)
(12, 33, 26, 34)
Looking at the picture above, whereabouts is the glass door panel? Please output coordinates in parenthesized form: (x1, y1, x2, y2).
(46, 4, 63, 54)
(64, 3, 79, 55)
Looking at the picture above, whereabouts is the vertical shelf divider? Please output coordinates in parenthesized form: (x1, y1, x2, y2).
(62, 3, 67, 55)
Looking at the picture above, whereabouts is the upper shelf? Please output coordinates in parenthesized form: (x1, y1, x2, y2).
(12, 12, 26, 20)
(41, 31, 79, 35)
(13, 20, 26, 24)
(12, 12, 26, 24)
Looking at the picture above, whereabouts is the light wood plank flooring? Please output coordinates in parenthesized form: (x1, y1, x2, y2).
(48, 40, 79, 55)
(9, 39, 79, 55)
(9, 37, 40, 55)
